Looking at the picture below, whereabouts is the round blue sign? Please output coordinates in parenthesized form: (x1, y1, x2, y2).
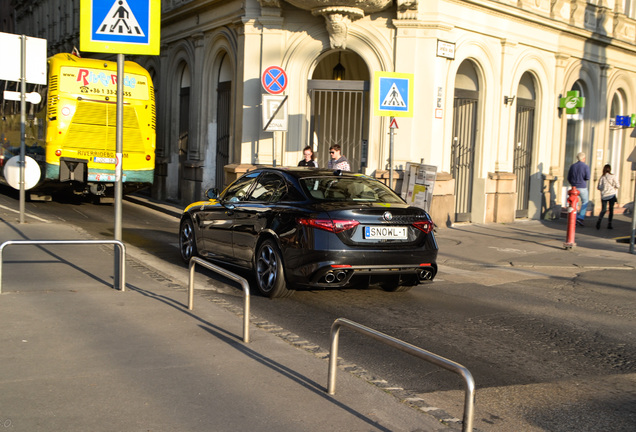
(262, 66, 287, 95)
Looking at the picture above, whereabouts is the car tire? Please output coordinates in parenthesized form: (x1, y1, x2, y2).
(255, 239, 292, 298)
(179, 218, 198, 264)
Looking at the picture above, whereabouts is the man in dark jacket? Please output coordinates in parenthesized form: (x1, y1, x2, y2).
(567, 152, 590, 226)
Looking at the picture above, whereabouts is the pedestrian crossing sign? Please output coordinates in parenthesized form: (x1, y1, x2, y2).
(374, 71, 414, 117)
(80, 0, 160, 55)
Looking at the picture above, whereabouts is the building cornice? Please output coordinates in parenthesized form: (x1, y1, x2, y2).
(392, 20, 454, 31)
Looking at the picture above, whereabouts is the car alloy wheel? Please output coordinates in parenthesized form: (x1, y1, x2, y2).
(179, 219, 198, 264)
(255, 239, 291, 298)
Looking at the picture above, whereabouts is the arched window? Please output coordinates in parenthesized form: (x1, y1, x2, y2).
(513, 72, 537, 217)
(608, 90, 626, 176)
(563, 81, 586, 182)
(178, 64, 191, 158)
(451, 60, 480, 222)
(215, 53, 232, 188)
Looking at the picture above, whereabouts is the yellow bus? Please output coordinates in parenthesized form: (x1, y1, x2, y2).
(0, 52, 155, 201)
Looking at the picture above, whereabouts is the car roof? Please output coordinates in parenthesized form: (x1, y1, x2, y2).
(248, 167, 368, 180)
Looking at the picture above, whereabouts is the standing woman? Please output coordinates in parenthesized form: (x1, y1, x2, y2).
(298, 146, 318, 167)
(596, 164, 620, 229)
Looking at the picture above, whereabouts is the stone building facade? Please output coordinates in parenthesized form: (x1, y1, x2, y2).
(9, 0, 636, 225)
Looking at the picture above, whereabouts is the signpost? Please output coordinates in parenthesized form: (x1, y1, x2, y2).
(262, 66, 288, 166)
(80, 0, 160, 289)
(262, 95, 288, 132)
(80, 0, 160, 55)
(627, 146, 636, 254)
(261, 66, 287, 95)
(559, 90, 585, 115)
(373, 71, 414, 188)
(0, 32, 47, 224)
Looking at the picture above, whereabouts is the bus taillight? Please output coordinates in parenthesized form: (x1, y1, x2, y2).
(146, 155, 151, 161)
(55, 150, 61, 156)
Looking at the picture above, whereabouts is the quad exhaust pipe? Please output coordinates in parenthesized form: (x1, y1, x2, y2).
(324, 268, 433, 284)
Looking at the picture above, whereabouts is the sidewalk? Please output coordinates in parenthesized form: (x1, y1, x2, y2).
(435, 212, 636, 272)
(0, 218, 452, 432)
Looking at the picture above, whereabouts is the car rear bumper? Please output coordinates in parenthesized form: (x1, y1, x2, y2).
(314, 263, 437, 287)
(284, 248, 438, 288)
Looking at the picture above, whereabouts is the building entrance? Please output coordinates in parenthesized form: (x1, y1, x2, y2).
(308, 51, 370, 172)
(216, 81, 231, 188)
(308, 79, 368, 171)
(513, 98, 535, 218)
(451, 89, 478, 222)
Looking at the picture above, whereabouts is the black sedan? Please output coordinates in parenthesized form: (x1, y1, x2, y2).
(179, 167, 438, 298)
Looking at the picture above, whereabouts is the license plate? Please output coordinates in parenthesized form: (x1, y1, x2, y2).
(93, 157, 116, 164)
(87, 173, 126, 182)
(364, 226, 407, 240)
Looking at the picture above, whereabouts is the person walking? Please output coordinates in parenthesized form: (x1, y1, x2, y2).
(298, 146, 317, 167)
(596, 164, 620, 230)
(567, 152, 590, 226)
(327, 144, 350, 171)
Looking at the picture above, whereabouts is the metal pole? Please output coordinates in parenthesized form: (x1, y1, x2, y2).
(19, 35, 26, 224)
(273, 132, 277, 167)
(188, 257, 251, 343)
(630, 177, 636, 254)
(114, 54, 124, 289)
(0, 239, 126, 294)
(389, 116, 394, 189)
(327, 318, 475, 431)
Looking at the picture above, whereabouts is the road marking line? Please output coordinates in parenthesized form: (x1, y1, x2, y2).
(0, 204, 50, 223)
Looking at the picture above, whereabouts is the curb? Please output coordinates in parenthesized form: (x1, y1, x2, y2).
(124, 194, 182, 218)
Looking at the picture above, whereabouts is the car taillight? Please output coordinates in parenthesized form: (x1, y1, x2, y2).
(298, 218, 359, 233)
(413, 220, 434, 234)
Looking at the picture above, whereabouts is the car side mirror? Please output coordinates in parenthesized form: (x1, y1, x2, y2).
(205, 188, 219, 200)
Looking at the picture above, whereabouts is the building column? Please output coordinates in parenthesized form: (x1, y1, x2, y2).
(153, 43, 171, 200)
(550, 53, 570, 207)
(225, 5, 284, 182)
(483, 39, 519, 223)
(181, 33, 205, 204)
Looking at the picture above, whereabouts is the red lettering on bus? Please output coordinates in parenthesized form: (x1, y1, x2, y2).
(111, 74, 117, 85)
(77, 69, 90, 85)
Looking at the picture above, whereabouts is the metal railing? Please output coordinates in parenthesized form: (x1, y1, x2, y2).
(188, 257, 250, 343)
(328, 318, 475, 432)
(0, 239, 126, 294)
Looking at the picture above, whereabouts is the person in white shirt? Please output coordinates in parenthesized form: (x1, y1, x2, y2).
(596, 164, 620, 230)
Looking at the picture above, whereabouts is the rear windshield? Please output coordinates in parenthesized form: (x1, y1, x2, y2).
(299, 176, 404, 204)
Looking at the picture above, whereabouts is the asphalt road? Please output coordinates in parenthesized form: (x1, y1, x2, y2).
(1, 187, 634, 432)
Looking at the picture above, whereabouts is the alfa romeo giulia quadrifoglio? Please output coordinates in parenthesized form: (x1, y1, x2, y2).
(179, 167, 438, 298)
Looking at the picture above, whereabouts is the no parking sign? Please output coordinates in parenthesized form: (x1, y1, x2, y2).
(262, 66, 287, 95)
